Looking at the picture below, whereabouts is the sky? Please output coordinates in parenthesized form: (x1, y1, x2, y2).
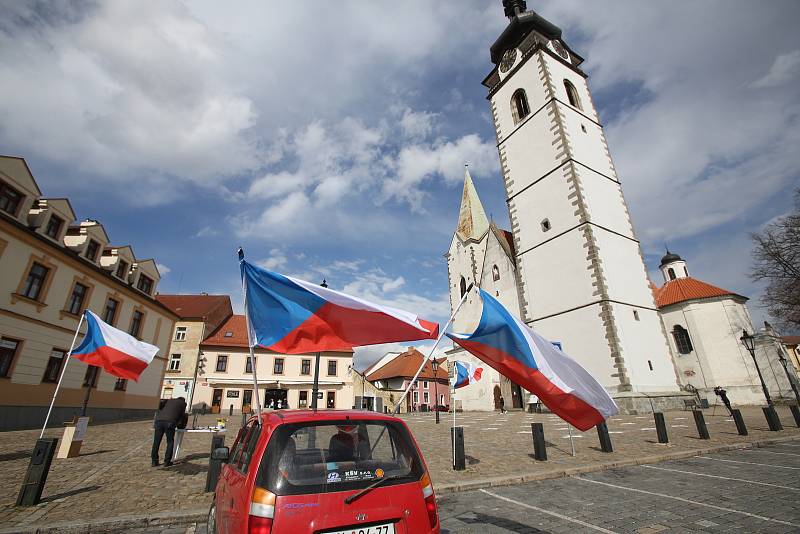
(1, 1, 798, 369)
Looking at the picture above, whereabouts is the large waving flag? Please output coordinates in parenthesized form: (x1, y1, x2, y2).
(447, 290, 618, 430)
(241, 259, 439, 354)
(451, 361, 483, 389)
(72, 310, 159, 381)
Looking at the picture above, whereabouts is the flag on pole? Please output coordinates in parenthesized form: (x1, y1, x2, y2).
(240, 259, 439, 354)
(451, 361, 483, 389)
(72, 310, 159, 381)
(447, 290, 618, 431)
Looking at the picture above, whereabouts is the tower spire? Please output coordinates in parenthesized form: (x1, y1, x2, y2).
(455, 166, 490, 242)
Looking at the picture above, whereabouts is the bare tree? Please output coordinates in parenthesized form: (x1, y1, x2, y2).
(751, 188, 800, 331)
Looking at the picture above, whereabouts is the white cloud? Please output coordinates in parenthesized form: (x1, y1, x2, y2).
(257, 249, 288, 271)
(752, 50, 800, 88)
(193, 226, 219, 238)
(156, 263, 171, 275)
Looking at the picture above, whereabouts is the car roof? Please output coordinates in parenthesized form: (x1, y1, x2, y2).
(252, 409, 404, 426)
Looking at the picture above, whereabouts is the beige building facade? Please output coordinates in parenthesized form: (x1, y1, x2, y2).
(0, 155, 177, 430)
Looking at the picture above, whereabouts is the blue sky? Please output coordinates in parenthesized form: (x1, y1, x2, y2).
(2, 1, 799, 367)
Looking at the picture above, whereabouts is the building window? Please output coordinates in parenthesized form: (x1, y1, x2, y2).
(424, 392, 429, 404)
(174, 326, 187, 341)
(273, 358, 284, 375)
(541, 218, 551, 232)
(460, 276, 467, 298)
(42, 349, 66, 383)
(299, 390, 308, 408)
(492, 265, 500, 282)
(114, 378, 127, 391)
(21, 262, 49, 301)
(633, 310, 640, 321)
(668, 268, 676, 280)
(684, 266, 689, 277)
(564, 79, 582, 110)
(245, 356, 253, 373)
(327, 360, 337, 376)
(85, 240, 100, 262)
(102, 297, 119, 325)
(129, 310, 144, 338)
(672, 325, 693, 354)
(216, 355, 228, 372)
(45, 216, 63, 239)
(66, 282, 89, 315)
(648, 360, 653, 371)
(511, 89, 530, 124)
(83, 365, 100, 388)
(0, 338, 20, 378)
(168, 354, 181, 371)
(301, 359, 311, 375)
(413, 391, 419, 403)
(581, 124, 587, 133)
(0, 181, 23, 216)
(422, 380, 429, 389)
(115, 260, 129, 280)
(137, 275, 153, 295)
(326, 391, 335, 409)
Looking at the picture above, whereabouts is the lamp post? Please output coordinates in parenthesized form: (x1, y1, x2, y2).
(431, 359, 440, 424)
(740, 330, 773, 406)
(777, 348, 800, 405)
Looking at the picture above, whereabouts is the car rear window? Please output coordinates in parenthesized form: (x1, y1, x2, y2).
(256, 419, 424, 496)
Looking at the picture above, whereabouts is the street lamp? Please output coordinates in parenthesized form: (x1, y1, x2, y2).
(431, 359, 440, 424)
(740, 330, 773, 406)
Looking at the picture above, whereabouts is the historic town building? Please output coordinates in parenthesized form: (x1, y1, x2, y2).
(365, 348, 449, 413)
(0, 155, 177, 430)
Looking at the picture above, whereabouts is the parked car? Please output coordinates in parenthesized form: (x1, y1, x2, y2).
(209, 409, 440, 534)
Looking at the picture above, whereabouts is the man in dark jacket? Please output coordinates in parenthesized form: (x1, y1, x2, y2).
(152, 396, 186, 467)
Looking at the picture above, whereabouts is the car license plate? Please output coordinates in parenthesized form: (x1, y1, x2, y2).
(329, 523, 395, 534)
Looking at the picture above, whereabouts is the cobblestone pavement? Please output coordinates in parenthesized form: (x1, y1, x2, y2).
(0, 407, 798, 532)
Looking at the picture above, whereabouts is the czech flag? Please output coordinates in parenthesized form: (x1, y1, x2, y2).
(72, 310, 159, 381)
(447, 290, 618, 430)
(451, 361, 483, 389)
(241, 259, 439, 354)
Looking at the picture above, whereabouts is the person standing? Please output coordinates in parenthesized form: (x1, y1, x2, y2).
(499, 396, 507, 414)
(713, 386, 733, 416)
(152, 396, 187, 467)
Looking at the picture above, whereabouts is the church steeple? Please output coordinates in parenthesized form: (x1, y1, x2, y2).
(455, 165, 490, 242)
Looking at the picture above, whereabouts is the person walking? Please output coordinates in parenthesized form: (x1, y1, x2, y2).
(499, 396, 507, 414)
(152, 396, 187, 467)
(713, 386, 733, 416)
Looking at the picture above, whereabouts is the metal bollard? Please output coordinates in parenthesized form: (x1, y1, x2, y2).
(205, 435, 226, 492)
(789, 405, 800, 428)
(762, 406, 783, 431)
(451, 426, 466, 470)
(531, 423, 547, 461)
(17, 438, 58, 506)
(731, 409, 748, 436)
(692, 410, 710, 439)
(229, 404, 234, 416)
(653, 412, 669, 443)
(596, 422, 613, 453)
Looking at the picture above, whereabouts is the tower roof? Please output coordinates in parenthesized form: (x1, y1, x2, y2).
(455, 166, 490, 242)
(652, 277, 746, 308)
(659, 250, 683, 266)
(491, 3, 562, 64)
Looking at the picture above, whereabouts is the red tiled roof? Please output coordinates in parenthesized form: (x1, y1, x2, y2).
(366, 348, 448, 381)
(653, 277, 745, 308)
(782, 336, 800, 347)
(156, 294, 231, 319)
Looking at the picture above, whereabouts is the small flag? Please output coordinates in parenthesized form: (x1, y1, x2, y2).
(451, 361, 483, 389)
(241, 260, 439, 354)
(72, 310, 159, 381)
(447, 290, 618, 431)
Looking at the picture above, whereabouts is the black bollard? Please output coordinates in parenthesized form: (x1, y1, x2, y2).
(763, 406, 783, 431)
(692, 410, 710, 439)
(451, 426, 466, 470)
(229, 404, 234, 416)
(531, 423, 547, 461)
(789, 405, 800, 428)
(731, 409, 748, 436)
(205, 435, 226, 492)
(653, 412, 669, 444)
(17, 438, 58, 506)
(596, 422, 613, 453)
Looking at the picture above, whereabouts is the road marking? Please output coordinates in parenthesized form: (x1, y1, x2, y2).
(608, 431, 624, 434)
(574, 476, 800, 527)
(561, 435, 583, 438)
(640, 427, 656, 431)
(479, 489, 618, 533)
(744, 448, 800, 458)
(674, 417, 686, 420)
(641, 465, 800, 491)
(621, 422, 636, 425)
(695, 456, 800, 470)
(775, 442, 800, 448)
(671, 425, 688, 428)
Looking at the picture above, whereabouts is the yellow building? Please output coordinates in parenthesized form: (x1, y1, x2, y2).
(0, 155, 177, 430)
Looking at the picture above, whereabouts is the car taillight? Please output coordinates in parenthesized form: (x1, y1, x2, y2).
(248, 486, 275, 534)
(419, 472, 438, 528)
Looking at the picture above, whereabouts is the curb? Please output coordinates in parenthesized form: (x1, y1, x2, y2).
(0, 509, 208, 534)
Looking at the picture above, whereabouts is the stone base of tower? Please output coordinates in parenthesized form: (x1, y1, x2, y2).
(612, 391, 696, 415)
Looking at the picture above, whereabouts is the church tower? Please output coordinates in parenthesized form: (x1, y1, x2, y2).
(482, 1, 681, 409)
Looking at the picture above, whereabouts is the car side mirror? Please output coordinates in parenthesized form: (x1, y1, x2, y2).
(212, 446, 229, 461)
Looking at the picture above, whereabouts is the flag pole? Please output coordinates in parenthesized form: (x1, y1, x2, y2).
(239, 248, 262, 419)
(393, 283, 474, 415)
(567, 424, 575, 456)
(452, 383, 457, 468)
(40, 312, 85, 438)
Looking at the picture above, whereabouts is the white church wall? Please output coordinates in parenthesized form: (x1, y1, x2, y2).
(574, 166, 635, 239)
(448, 348, 502, 412)
(561, 109, 614, 178)
(492, 54, 551, 140)
(499, 112, 561, 198)
(592, 230, 661, 307)
(544, 53, 601, 123)
(480, 233, 523, 319)
(509, 170, 577, 254)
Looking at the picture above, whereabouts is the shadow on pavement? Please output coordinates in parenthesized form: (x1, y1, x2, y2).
(79, 449, 115, 457)
(465, 455, 480, 466)
(41, 485, 101, 502)
(181, 452, 211, 462)
(0, 450, 31, 462)
(169, 462, 208, 476)
(447, 512, 552, 533)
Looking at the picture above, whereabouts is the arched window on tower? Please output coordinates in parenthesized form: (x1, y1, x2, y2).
(492, 265, 500, 282)
(564, 79, 582, 110)
(668, 268, 676, 280)
(511, 89, 530, 125)
(672, 325, 693, 354)
(460, 276, 467, 298)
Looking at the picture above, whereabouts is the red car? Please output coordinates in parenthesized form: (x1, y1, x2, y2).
(209, 409, 440, 534)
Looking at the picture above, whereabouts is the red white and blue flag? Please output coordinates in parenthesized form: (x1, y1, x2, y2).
(447, 290, 618, 430)
(72, 310, 159, 381)
(241, 259, 439, 354)
(451, 361, 483, 389)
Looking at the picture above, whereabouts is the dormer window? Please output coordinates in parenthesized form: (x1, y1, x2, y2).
(0, 181, 23, 216)
(45, 216, 63, 240)
(224, 331, 233, 338)
(564, 80, 582, 110)
(136, 274, 153, 295)
(85, 240, 100, 262)
(668, 268, 676, 280)
(511, 89, 530, 125)
(116, 260, 129, 279)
